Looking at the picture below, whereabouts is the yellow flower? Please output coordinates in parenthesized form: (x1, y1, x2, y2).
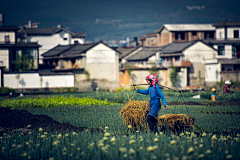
(187, 147, 194, 154)
(147, 146, 154, 152)
(103, 137, 108, 141)
(199, 144, 203, 148)
(129, 139, 136, 144)
(198, 154, 204, 159)
(139, 146, 143, 150)
(205, 149, 212, 155)
(119, 147, 127, 153)
(136, 130, 139, 133)
(39, 128, 43, 132)
(41, 135, 46, 138)
(180, 133, 184, 136)
(105, 126, 109, 130)
(77, 147, 81, 151)
(25, 142, 29, 145)
(153, 145, 158, 150)
(65, 134, 69, 137)
(154, 138, 159, 142)
(202, 132, 207, 137)
(49, 157, 54, 160)
(110, 137, 116, 142)
(104, 132, 111, 137)
(22, 152, 27, 157)
(128, 125, 132, 129)
(44, 132, 48, 135)
(72, 132, 77, 135)
(211, 135, 218, 141)
(152, 155, 157, 159)
(12, 144, 16, 148)
(129, 148, 135, 154)
(226, 155, 232, 159)
(170, 140, 176, 145)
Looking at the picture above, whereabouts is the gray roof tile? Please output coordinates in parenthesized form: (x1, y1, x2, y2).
(126, 47, 162, 61)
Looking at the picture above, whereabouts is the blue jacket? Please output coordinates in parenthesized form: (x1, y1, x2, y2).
(137, 84, 167, 107)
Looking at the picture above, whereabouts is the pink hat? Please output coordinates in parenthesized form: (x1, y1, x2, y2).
(146, 73, 158, 88)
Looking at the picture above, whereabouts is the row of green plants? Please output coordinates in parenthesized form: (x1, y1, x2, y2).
(0, 96, 117, 108)
(1, 124, 239, 160)
(53, 87, 78, 93)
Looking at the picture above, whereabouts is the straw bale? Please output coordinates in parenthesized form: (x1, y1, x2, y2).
(120, 100, 195, 132)
(119, 100, 149, 130)
(156, 114, 195, 131)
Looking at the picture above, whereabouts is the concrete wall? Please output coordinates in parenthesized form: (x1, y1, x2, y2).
(220, 71, 239, 81)
(4, 73, 74, 89)
(0, 49, 8, 70)
(86, 43, 118, 82)
(205, 61, 221, 83)
(0, 32, 15, 43)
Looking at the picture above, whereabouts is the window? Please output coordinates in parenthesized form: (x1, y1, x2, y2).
(218, 46, 225, 55)
(175, 32, 185, 40)
(63, 38, 67, 40)
(4, 35, 10, 43)
(74, 40, 79, 44)
(192, 31, 197, 36)
(175, 56, 180, 61)
(234, 30, 239, 38)
(204, 31, 214, 39)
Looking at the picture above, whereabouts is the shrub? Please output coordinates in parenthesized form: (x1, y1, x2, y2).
(0, 87, 16, 94)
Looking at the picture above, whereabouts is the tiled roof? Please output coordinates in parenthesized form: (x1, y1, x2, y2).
(72, 32, 87, 38)
(214, 21, 240, 27)
(126, 47, 162, 61)
(160, 41, 196, 54)
(157, 24, 215, 32)
(42, 43, 96, 57)
(117, 47, 140, 59)
(146, 33, 157, 37)
(0, 42, 41, 48)
(23, 27, 74, 35)
(0, 26, 19, 31)
(203, 39, 240, 44)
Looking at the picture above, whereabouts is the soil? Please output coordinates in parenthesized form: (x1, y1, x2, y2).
(0, 107, 102, 135)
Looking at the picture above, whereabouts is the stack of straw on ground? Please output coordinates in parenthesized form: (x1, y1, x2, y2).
(119, 100, 195, 131)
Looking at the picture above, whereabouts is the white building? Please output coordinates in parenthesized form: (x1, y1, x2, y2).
(20, 24, 86, 64)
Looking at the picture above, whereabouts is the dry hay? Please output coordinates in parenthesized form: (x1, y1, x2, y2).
(156, 114, 195, 131)
(120, 100, 195, 131)
(119, 99, 149, 130)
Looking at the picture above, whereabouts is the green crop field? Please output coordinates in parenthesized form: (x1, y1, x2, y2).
(0, 91, 240, 160)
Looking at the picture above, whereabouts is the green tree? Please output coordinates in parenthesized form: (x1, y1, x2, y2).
(216, 70, 219, 82)
(235, 68, 239, 82)
(169, 66, 178, 87)
(198, 70, 202, 85)
(84, 70, 91, 82)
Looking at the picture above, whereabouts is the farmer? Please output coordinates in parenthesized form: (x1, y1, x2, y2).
(224, 80, 231, 94)
(133, 73, 169, 132)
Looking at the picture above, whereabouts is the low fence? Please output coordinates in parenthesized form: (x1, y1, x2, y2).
(4, 72, 74, 89)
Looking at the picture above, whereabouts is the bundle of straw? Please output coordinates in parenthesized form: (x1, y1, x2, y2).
(156, 114, 195, 131)
(120, 100, 195, 131)
(119, 99, 149, 130)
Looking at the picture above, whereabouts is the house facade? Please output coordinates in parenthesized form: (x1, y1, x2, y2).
(141, 24, 215, 47)
(203, 21, 240, 85)
(0, 26, 41, 72)
(20, 24, 86, 64)
(42, 41, 120, 90)
(158, 40, 217, 87)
